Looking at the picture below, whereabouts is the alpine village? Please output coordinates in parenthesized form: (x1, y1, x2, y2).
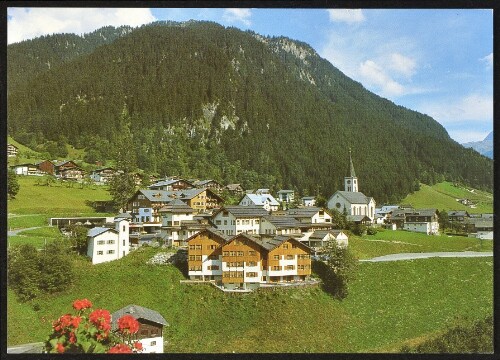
(6, 21, 493, 354)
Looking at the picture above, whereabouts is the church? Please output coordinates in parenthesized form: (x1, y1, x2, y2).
(327, 150, 376, 222)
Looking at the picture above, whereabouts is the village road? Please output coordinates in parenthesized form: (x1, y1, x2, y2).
(7, 226, 43, 237)
(361, 251, 493, 262)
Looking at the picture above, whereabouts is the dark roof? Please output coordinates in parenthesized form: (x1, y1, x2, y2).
(287, 207, 323, 217)
(158, 199, 195, 213)
(111, 305, 169, 331)
(186, 227, 231, 243)
(332, 191, 373, 204)
(264, 216, 302, 229)
(115, 213, 133, 219)
(87, 227, 116, 237)
(136, 190, 174, 202)
(447, 210, 469, 217)
(407, 209, 438, 217)
(346, 215, 371, 222)
(215, 205, 269, 218)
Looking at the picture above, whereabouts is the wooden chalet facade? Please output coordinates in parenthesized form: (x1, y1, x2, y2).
(187, 230, 312, 290)
(7, 143, 18, 157)
(37, 160, 56, 175)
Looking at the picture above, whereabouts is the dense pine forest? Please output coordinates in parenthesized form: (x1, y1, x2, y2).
(7, 21, 493, 203)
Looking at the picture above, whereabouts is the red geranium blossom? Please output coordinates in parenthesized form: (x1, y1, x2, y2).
(72, 298, 93, 311)
(107, 343, 133, 354)
(117, 315, 140, 335)
(133, 341, 143, 351)
(56, 343, 65, 353)
(89, 309, 111, 328)
(53, 314, 80, 333)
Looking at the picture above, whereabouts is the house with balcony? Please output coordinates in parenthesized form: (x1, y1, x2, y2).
(403, 209, 440, 235)
(7, 143, 18, 157)
(211, 205, 269, 236)
(148, 178, 194, 191)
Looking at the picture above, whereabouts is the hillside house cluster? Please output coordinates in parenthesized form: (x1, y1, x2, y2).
(10, 159, 86, 180)
(187, 229, 313, 290)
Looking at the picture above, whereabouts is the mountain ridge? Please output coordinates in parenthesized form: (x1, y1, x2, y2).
(462, 131, 493, 159)
(7, 21, 493, 202)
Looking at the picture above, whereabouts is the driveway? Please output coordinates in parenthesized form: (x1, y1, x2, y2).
(7, 227, 43, 237)
(361, 251, 493, 262)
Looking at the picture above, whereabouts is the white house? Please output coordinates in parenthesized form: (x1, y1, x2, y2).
(259, 216, 303, 237)
(287, 207, 332, 224)
(403, 209, 440, 235)
(11, 163, 43, 176)
(327, 150, 376, 222)
(111, 304, 169, 354)
(469, 219, 493, 240)
(239, 193, 280, 211)
(304, 229, 348, 249)
(158, 199, 200, 247)
(86, 218, 130, 264)
(301, 196, 316, 207)
(277, 190, 295, 203)
(212, 206, 269, 236)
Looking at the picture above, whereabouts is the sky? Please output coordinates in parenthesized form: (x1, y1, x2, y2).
(7, 7, 493, 143)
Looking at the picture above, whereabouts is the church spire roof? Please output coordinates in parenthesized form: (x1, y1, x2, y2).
(349, 148, 356, 178)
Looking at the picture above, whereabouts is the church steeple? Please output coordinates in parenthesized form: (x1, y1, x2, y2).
(344, 148, 359, 192)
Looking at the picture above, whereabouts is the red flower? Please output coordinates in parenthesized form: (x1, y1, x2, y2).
(56, 343, 65, 353)
(107, 343, 133, 354)
(72, 299, 93, 311)
(133, 341, 143, 351)
(53, 314, 75, 333)
(89, 309, 111, 330)
(117, 315, 140, 335)
(69, 332, 77, 344)
(71, 316, 82, 329)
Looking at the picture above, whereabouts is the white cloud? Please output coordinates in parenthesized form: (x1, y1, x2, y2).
(419, 94, 493, 125)
(480, 52, 493, 69)
(359, 60, 405, 97)
(327, 9, 365, 24)
(222, 8, 252, 26)
(7, 8, 156, 44)
(389, 53, 417, 78)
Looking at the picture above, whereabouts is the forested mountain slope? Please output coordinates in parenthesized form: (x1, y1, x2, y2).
(7, 21, 493, 203)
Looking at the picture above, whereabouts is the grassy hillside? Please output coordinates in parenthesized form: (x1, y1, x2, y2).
(401, 182, 492, 214)
(7, 247, 492, 352)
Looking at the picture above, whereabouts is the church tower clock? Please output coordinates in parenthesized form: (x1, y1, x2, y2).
(344, 149, 358, 192)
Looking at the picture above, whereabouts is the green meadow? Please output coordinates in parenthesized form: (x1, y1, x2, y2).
(401, 182, 492, 214)
(7, 247, 493, 353)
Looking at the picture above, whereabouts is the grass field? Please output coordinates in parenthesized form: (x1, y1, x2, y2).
(6, 247, 493, 353)
(350, 229, 492, 260)
(401, 182, 492, 214)
(7, 176, 112, 216)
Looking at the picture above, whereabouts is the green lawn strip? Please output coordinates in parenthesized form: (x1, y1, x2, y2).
(401, 182, 492, 214)
(7, 214, 48, 229)
(8, 177, 111, 215)
(341, 257, 493, 352)
(7, 248, 493, 352)
(8, 235, 56, 249)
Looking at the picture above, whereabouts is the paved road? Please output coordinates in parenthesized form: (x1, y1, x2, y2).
(361, 251, 493, 262)
(7, 342, 44, 354)
(7, 226, 43, 237)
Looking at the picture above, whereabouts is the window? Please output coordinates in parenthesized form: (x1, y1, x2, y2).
(208, 265, 220, 270)
(107, 250, 115, 254)
(236, 220, 240, 225)
(255, 219, 260, 224)
(223, 272, 230, 278)
(248, 250, 256, 256)
(141, 330, 148, 336)
(223, 251, 229, 256)
(138, 195, 145, 199)
(247, 261, 257, 267)
(273, 255, 279, 260)
(151, 341, 156, 346)
(286, 255, 294, 260)
(272, 266, 281, 271)
(223, 211, 229, 217)
(286, 265, 295, 270)
(107, 240, 115, 244)
(208, 245, 217, 250)
(229, 251, 236, 256)
(237, 251, 244, 256)
(97, 251, 103, 255)
(283, 244, 289, 249)
(123, 239, 125, 246)
(195, 245, 202, 250)
(223, 220, 228, 225)
(298, 265, 305, 270)
(144, 208, 149, 212)
(246, 272, 257, 277)
(189, 255, 195, 261)
(97, 240, 105, 245)
(195, 255, 202, 261)
(173, 221, 180, 226)
(189, 245, 195, 250)
(216, 220, 222, 225)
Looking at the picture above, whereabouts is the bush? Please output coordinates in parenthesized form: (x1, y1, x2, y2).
(366, 227, 377, 235)
(401, 316, 493, 353)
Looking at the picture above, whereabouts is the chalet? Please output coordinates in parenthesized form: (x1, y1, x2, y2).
(111, 304, 169, 353)
(225, 183, 244, 195)
(158, 199, 204, 247)
(7, 143, 18, 157)
(403, 209, 439, 235)
(346, 215, 372, 225)
(187, 231, 312, 290)
(327, 151, 375, 222)
(239, 193, 280, 211)
(53, 160, 85, 180)
(169, 188, 224, 211)
(277, 190, 295, 203)
(86, 217, 130, 265)
(11, 163, 43, 176)
(468, 218, 493, 240)
(286, 207, 332, 225)
(301, 196, 316, 207)
(36, 160, 56, 175)
(148, 178, 194, 191)
(260, 216, 303, 237)
(127, 190, 174, 226)
(304, 229, 348, 250)
(212, 206, 269, 236)
(448, 210, 470, 222)
(90, 167, 120, 183)
(387, 207, 414, 229)
(192, 179, 224, 192)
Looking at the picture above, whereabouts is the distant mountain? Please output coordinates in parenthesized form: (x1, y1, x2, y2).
(462, 131, 493, 159)
(6, 21, 493, 202)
